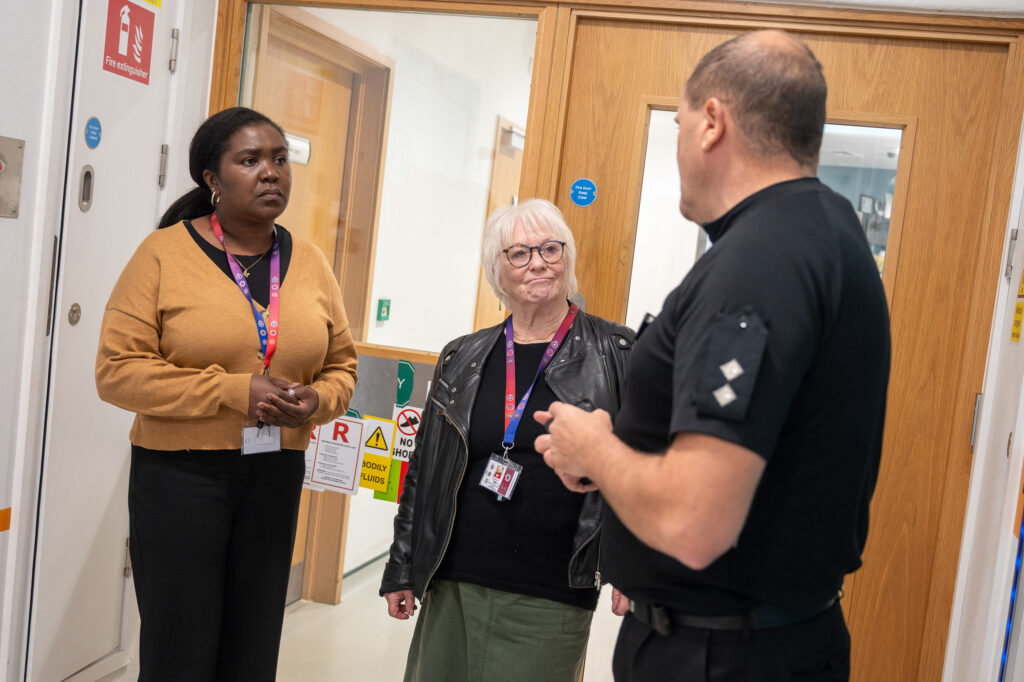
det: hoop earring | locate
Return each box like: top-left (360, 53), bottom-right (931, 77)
top-left (210, 190), bottom-right (220, 207)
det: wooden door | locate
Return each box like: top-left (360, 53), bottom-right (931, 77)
top-left (530, 14), bottom-right (1024, 682)
top-left (246, 5), bottom-right (393, 603)
top-left (473, 115), bottom-right (525, 330)
top-left (251, 17), bottom-right (354, 261)
top-left (248, 5), bottom-right (392, 344)
top-left (249, 5), bottom-right (354, 602)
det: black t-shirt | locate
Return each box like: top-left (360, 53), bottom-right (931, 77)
top-left (603, 178), bottom-right (890, 614)
top-left (185, 219), bottom-right (293, 308)
top-left (436, 337), bottom-right (598, 610)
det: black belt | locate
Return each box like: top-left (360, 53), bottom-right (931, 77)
top-left (628, 595), bottom-right (838, 635)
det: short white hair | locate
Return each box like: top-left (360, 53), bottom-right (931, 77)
top-left (482, 198), bottom-right (579, 306)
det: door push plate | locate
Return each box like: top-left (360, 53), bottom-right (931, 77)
top-left (0, 136), bottom-right (26, 219)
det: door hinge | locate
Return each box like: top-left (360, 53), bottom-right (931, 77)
top-left (123, 537), bottom-right (132, 578)
top-left (1007, 228), bottom-right (1018, 282)
top-left (970, 393), bottom-right (983, 453)
top-left (158, 144), bottom-right (169, 189)
top-left (1008, 431), bottom-right (1014, 459)
top-left (169, 28), bottom-right (180, 73)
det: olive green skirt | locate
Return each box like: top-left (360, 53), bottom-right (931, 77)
top-left (403, 579), bottom-right (594, 682)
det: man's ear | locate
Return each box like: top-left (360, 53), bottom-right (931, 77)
top-left (700, 97), bottom-right (727, 152)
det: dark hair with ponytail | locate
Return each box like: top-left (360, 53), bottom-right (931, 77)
top-left (157, 107), bottom-right (286, 229)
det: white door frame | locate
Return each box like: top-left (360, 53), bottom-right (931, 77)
top-left (944, 110), bottom-right (1024, 681)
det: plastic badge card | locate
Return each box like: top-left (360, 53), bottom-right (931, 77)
top-left (479, 454), bottom-right (523, 501)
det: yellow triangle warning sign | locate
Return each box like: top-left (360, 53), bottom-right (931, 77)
top-left (365, 426), bottom-right (389, 450)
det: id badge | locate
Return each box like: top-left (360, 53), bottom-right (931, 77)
top-left (479, 453), bottom-right (523, 501)
top-left (242, 424), bottom-right (281, 454)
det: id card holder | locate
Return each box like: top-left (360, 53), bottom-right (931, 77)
top-left (242, 423), bottom-right (281, 454)
top-left (479, 452), bottom-right (523, 502)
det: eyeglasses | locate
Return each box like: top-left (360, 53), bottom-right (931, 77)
top-left (503, 240), bottom-right (566, 268)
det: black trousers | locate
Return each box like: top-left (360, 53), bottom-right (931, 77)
top-left (612, 602), bottom-right (850, 682)
top-left (128, 446), bottom-right (305, 681)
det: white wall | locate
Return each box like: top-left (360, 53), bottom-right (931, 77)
top-left (781, 0), bottom-right (1021, 10)
top-left (306, 8), bottom-right (535, 353)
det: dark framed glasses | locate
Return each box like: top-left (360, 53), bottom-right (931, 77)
top-left (502, 240), bottom-right (566, 268)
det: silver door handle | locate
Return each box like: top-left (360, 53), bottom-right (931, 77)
top-left (79, 165), bottom-right (94, 212)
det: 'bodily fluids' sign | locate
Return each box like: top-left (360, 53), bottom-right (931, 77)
top-left (359, 416), bottom-right (396, 492)
top-left (103, 1), bottom-right (155, 85)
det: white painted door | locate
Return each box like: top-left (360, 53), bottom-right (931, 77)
top-left (29, 0), bottom-right (178, 679)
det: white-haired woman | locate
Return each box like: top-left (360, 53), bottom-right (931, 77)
top-left (380, 198), bottom-right (634, 681)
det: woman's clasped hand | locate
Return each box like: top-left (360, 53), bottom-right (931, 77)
top-left (249, 374), bottom-right (320, 428)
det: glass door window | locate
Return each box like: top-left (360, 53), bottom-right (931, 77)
top-left (626, 113), bottom-right (902, 329)
top-left (240, 5), bottom-right (537, 352)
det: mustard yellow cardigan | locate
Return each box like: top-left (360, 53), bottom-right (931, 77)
top-left (95, 221), bottom-right (358, 451)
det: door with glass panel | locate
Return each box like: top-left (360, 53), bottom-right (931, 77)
top-left (235, 3), bottom-right (539, 608)
top-left (538, 16), bottom-right (1023, 682)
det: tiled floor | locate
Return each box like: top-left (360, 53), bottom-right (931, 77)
top-left (102, 556), bottom-right (621, 681)
top-left (276, 556), bottom-right (620, 681)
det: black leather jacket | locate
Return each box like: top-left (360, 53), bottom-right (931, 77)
top-left (380, 311), bottom-right (634, 599)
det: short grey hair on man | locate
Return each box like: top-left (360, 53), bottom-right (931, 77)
top-left (482, 198), bottom-right (579, 307)
top-left (685, 30), bottom-right (826, 169)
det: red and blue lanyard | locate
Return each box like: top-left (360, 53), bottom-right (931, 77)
top-left (501, 303), bottom-right (579, 451)
top-left (210, 212), bottom-right (280, 375)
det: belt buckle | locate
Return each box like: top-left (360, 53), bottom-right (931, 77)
top-left (651, 605), bottom-right (673, 636)
top-left (629, 600), bottom-right (672, 636)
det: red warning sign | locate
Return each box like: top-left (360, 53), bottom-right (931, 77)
top-left (102, 1), bottom-right (155, 85)
top-left (396, 408), bottom-right (422, 436)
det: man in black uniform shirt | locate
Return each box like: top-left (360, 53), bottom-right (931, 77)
top-left (534, 29), bottom-right (890, 680)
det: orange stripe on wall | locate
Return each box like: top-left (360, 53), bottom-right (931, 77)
top-left (0, 507), bottom-right (10, 532)
top-left (1016, 491), bottom-right (1024, 538)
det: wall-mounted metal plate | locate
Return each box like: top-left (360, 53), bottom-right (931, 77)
top-left (0, 136), bottom-right (26, 219)
top-left (284, 133), bottom-right (311, 166)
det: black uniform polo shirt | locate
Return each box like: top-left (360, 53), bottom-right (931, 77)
top-left (603, 177), bottom-right (891, 615)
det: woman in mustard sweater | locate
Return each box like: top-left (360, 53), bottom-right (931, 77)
top-left (95, 107), bottom-right (358, 680)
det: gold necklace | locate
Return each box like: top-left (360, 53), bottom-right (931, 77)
top-left (512, 305), bottom-right (570, 343)
top-left (230, 249), bottom-right (270, 278)
top-left (513, 325), bottom-right (560, 343)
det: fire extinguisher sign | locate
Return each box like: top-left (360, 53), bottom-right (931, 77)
top-left (102, 1), bottom-right (155, 85)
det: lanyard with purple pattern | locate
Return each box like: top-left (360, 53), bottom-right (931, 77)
top-left (210, 212), bottom-right (280, 375)
top-left (501, 303), bottom-right (578, 451)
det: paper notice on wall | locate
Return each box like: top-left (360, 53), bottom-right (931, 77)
top-left (375, 460), bottom-right (411, 503)
top-left (375, 405), bottom-right (422, 502)
top-left (359, 416), bottom-right (396, 492)
top-left (391, 405), bottom-right (422, 463)
top-left (303, 427), bottom-right (324, 491)
top-left (309, 417), bottom-right (364, 494)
